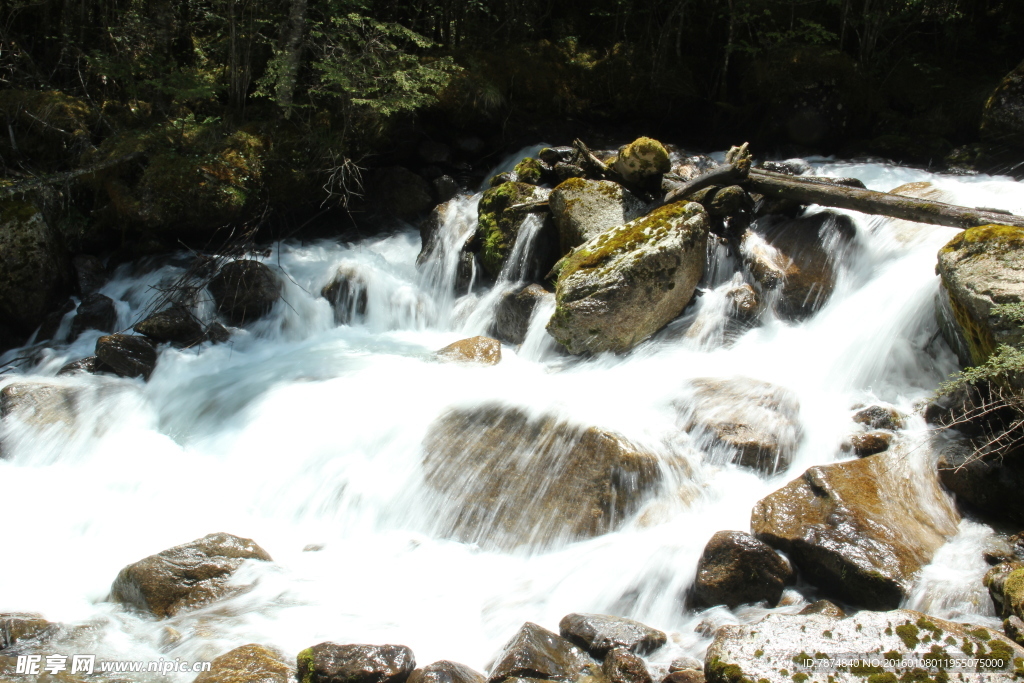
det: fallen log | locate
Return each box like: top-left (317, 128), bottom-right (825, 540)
top-left (1, 152), bottom-right (142, 198)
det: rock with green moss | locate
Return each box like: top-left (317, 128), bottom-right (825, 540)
top-left (512, 157), bottom-right (547, 185)
top-left (548, 178), bottom-right (647, 254)
top-left (297, 643), bottom-right (415, 683)
top-left (421, 404), bottom-right (664, 551)
top-left (985, 562), bottom-right (1024, 620)
top-left (936, 225), bottom-right (1024, 367)
top-left (546, 202), bottom-right (708, 355)
top-left (611, 137), bottom-right (671, 188)
top-left (476, 181), bottom-right (553, 278)
top-left (705, 609), bottom-right (1022, 683)
top-left (981, 60), bottom-right (1024, 147)
top-left (0, 199), bottom-right (72, 338)
top-left (751, 448), bottom-right (960, 610)
top-left (194, 644), bottom-right (291, 683)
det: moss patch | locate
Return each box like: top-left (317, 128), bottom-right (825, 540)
top-left (896, 623), bottom-right (921, 649)
top-left (476, 181), bottom-right (540, 276)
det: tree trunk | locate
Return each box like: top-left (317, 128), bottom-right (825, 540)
top-left (277, 0), bottom-right (307, 119)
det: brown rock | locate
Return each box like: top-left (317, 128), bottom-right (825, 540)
top-left (407, 661), bottom-right (485, 683)
top-left (95, 333), bottom-right (157, 379)
top-left (797, 600), bottom-right (846, 618)
top-left (0, 613), bottom-right (57, 650)
top-left (849, 431), bottom-right (891, 457)
top-left (852, 404), bottom-right (905, 430)
top-left (134, 305), bottom-right (206, 346)
top-left (194, 644), bottom-right (290, 683)
top-left (488, 623), bottom-right (591, 683)
top-left (690, 530), bottom-right (794, 609)
top-left (208, 260), bottom-right (281, 326)
top-left (558, 614), bottom-right (666, 657)
top-left (662, 671), bottom-right (703, 683)
top-left (603, 649), bottom-right (650, 683)
top-left (436, 336), bottom-right (501, 365)
top-left (298, 643), bottom-right (415, 683)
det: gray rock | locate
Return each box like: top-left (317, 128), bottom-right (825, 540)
top-left (690, 530), bottom-right (794, 609)
top-left (487, 623), bottom-right (591, 683)
top-left (558, 613), bottom-right (666, 657)
top-left (548, 179), bottom-right (647, 254)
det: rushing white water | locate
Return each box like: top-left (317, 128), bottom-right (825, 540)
top-left (1, 151), bottom-right (1023, 680)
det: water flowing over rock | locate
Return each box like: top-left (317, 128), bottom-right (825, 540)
top-left (936, 225), bottom-right (1024, 367)
top-left (1, 382), bottom-right (80, 431)
top-left (689, 530), bottom-right (794, 609)
top-left (705, 610), bottom-right (1023, 683)
top-left (322, 265), bottom-right (369, 324)
top-left (70, 292), bottom-right (117, 339)
top-left (408, 661), bottom-right (485, 683)
top-left (848, 431), bottom-right (891, 457)
top-left (558, 614), bottom-right (666, 657)
top-left (133, 305), bottom-right (206, 346)
top-left (208, 259), bottom-right (281, 326)
top-left (938, 440), bottom-right (1024, 525)
top-left (676, 377), bottom-right (802, 475)
top-left (435, 336), bottom-right (502, 365)
top-left (195, 644), bottom-right (291, 683)
top-left (95, 333), bottom-right (157, 379)
top-left (751, 449), bottom-right (960, 609)
top-left (548, 179), bottom-right (647, 254)
top-left (422, 406), bottom-right (663, 550)
top-left (71, 254), bottom-right (106, 296)
top-left (982, 59), bottom-right (1024, 146)
top-left (0, 613), bottom-right (57, 650)
top-left (547, 202), bottom-right (708, 355)
top-left (493, 284), bottom-right (552, 345)
top-left (477, 182), bottom-right (553, 278)
top-left (487, 622), bottom-right (592, 683)
top-left (611, 138), bottom-right (671, 189)
top-left (109, 532), bottom-right (272, 618)
top-left (298, 644), bottom-right (415, 683)
top-left (56, 355), bottom-right (112, 376)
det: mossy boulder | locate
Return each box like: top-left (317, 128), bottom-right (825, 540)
top-left (488, 622), bottom-right (592, 683)
top-left (109, 532), bottom-right (272, 618)
top-left (936, 225), bottom-right (1024, 367)
top-left (982, 60), bottom-right (1024, 147)
top-left (0, 89), bottom-right (93, 165)
top-left (476, 181), bottom-right (553, 277)
top-left (512, 157), bottom-right (546, 185)
top-left (546, 202), bottom-right (708, 355)
top-left (297, 643), bottom-right (415, 683)
top-left (689, 530), bottom-right (794, 609)
top-left (705, 609), bottom-right (1022, 683)
top-left (751, 449), bottom-right (960, 610)
top-left (421, 404), bottom-right (664, 551)
top-left (548, 178), bottom-right (647, 254)
top-left (611, 137), bottom-right (671, 188)
top-left (194, 644), bottom-right (291, 683)
top-left (985, 562), bottom-right (1024, 621)
top-left (0, 199), bottom-right (72, 337)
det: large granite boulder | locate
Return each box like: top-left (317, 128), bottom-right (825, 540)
top-left (297, 643), bottom-right (415, 683)
top-left (677, 377), bottom-right (802, 475)
top-left (689, 530), bottom-right (794, 609)
top-left (705, 610), bottom-right (1022, 683)
top-left (487, 622), bottom-right (591, 683)
top-left (936, 225), bottom-right (1024, 367)
top-left (194, 644), bottom-right (290, 683)
top-left (982, 59), bottom-right (1024, 147)
top-left (558, 613), bottom-right (666, 657)
top-left (476, 182), bottom-right (554, 278)
top-left (548, 179), bottom-right (647, 254)
top-left (422, 405), bottom-right (663, 550)
top-left (938, 440), bottom-right (1024, 525)
top-left (0, 199), bottom-right (72, 337)
top-left (546, 202), bottom-right (708, 355)
top-left (109, 532), bottom-right (272, 618)
top-left (208, 260), bottom-right (281, 326)
top-left (751, 449), bottom-right (960, 609)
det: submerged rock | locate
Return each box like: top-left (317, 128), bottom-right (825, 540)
top-left (705, 610), bottom-right (1022, 683)
top-left (548, 178), bottom-right (647, 254)
top-left (547, 202), bottom-right (708, 355)
top-left (109, 532), bottom-right (272, 618)
top-left (422, 405), bottom-right (663, 550)
top-left (602, 648), bottom-right (650, 683)
top-left (195, 644), bottom-right (290, 683)
top-left (134, 305), bottom-right (206, 346)
top-left (493, 284), bottom-right (552, 345)
top-left (95, 333), bottom-right (157, 379)
top-left (408, 661), bottom-right (485, 683)
top-left (56, 355), bottom-right (113, 376)
top-left (689, 530), bottom-right (794, 609)
top-left (751, 449), bottom-right (960, 609)
top-left (488, 622), bottom-right (591, 683)
top-left (208, 260), bottom-right (281, 326)
top-left (435, 336), bottom-right (502, 365)
top-left (677, 377), bottom-right (802, 475)
top-left (558, 613), bottom-right (666, 657)
top-left (297, 643), bottom-right (415, 683)
top-left (936, 225), bottom-right (1024, 367)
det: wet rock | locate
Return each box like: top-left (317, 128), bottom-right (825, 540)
top-left (539, 147), bottom-right (574, 166)
top-left (751, 449), bottom-right (960, 609)
top-left (1006, 615), bottom-right (1024, 646)
top-left (35, 298), bottom-right (75, 341)
top-left (72, 254), bottom-right (106, 295)
top-left (558, 614), bottom-right (666, 657)
top-left (670, 154), bottom-right (718, 182)
top-left (70, 292), bottom-right (118, 339)
top-left (488, 622), bottom-right (591, 683)
top-left (939, 440), bottom-right (1024, 525)
top-left (662, 672), bottom-right (702, 683)
top-left (612, 138), bottom-right (671, 189)
top-left (493, 284), bottom-right (552, 345)
top-left (322, 265), bottom-right (369, 324)
top-left (852, 404), bottom-right (905, 430)
top-left (422, 405), bottom-right (663, 550)
top-left (985, 561), bottom-right (1024, 620)
top-left (297, 643), bottom-right (415, 683)
top-left (547, 202), bottom-right (708, 355)
top-left (849, 431), bottom-right (891, 457)
top-left (982, 59), bottom-right (1024, 147)
top-left (548, 179), bottom-right (647, 254)
top-left (194, 643), bottom-right (290, 683)
top-left (0, 199), bottom-right (72, 335)
top-left (95, 333), bottom-right (157, 380)
top-left (134, 305), bottom-right (206, 346)
top-left (0, 381), bottom-right (79, 429)
top-left (724, 283), bottom-right (758, 320)
top-left (408, 661), bottom-right (485, 683)
top-left (677, 377), bottom-right (802, 475)
top-left (433, 175), bottom-right (461, 204)
top-left (369, 166), bottom-right (434, 221)
top-left (689, 186), bottom-right (751, 220)
top-left (0, 613), bottom-right (57, 650)
top-left (705, 610), bottom-right (1022, 683)
top-left (798, 600), bottom-right (845, 618)
top-left (436, 336), bottom-right (502, 365)
top-left (936, 225), bottom-right (1024, 368)
top-left (477, 182), bottom-right (555, 278)
top-left (57, 356), bottom-right (112, 376)
top-left (689, 530), bottom-right (794, 609)
top-left (603, 649), bottom-right (650, 683)
top-left (206, 321), bottom-right (231, 343)
top-left (209, 260), bottom-right (281, 326)
top-left (109, 532), bottom-right (272, 618)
